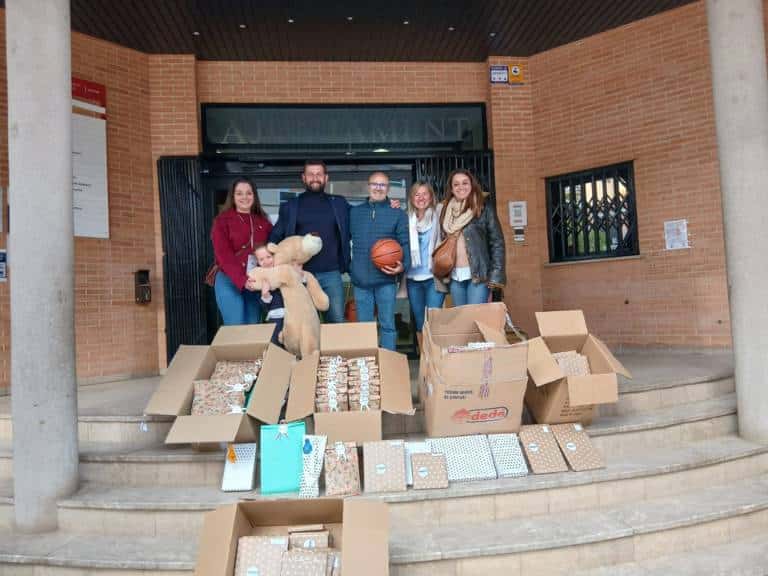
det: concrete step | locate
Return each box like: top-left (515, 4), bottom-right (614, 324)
top-left (0, 414), bottom-right (173, 447)
top-left (1, 471), bottom-right (766, 575)
top-left (597, 376), bottom-right (734, 418)
top-left (572, 533), bottom-right (768, 575)
top-left (2, 435), bottom-right (766, 539)
top-left (0, 393), bottom-right (739, 486)
top-left (389, 473), bottom-right (768, 574)
top-left (587, 391), bottom-right (737, 457)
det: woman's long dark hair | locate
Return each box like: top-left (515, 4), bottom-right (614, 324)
top-left (441, 168), bottom-right (486, 220)
top-left (221, 177), bottom-right (267, 218)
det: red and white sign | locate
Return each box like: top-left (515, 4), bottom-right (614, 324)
top-left (72, 77), bottom-right (109, 239)
top-left (72, 77), bottom-right (107, 116)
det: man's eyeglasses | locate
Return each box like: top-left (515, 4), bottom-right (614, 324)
top-left (368, 182), bottom-right (388, 189)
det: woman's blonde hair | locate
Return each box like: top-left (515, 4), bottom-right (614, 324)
top-left (407, 180), bottom-right (437, 215)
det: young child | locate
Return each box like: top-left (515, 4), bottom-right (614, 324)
top-left (251, 243), bottom-right (285, 346)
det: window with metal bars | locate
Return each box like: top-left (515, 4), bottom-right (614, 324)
top-left (546, 162), bottom-right (639, 263)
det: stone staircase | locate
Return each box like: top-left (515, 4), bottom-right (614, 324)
top-left (0, 351), bottom-right (766, 575)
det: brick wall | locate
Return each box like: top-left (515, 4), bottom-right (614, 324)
top-left (70, 35), bottom-right (158, 381)
top-left (486, 58), bottom-right (543, 336)
top-left (530, 2), bottom-right (731, 347)
top-left (0, 22), bottom-right (159, 393)
top-left (196, 61), bottom-right (487, 104)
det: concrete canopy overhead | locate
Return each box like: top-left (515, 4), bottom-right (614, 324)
top-left (43, 0), bottom-right (700, 61)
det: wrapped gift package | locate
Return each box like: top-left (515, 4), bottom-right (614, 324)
top-left (288, 528), bottom-right (331, 550)
top-left (487, 433), bottom-right (529, 478)
top-left (551, 423), bottom-right (604, 471)
top-left (280, 549), bottom-right (329, 576)
top-left (191, 379), bottom-right (247, 416)
top-left (404, 441), bottom-right (430, 486)
top-left (519, 424), bottom-right (569, 474)
top-left (221, 442), bottom-right (258, 492)
top-left (299, 435), bottom-right (327, 499)
top-left (260, 422), bottom-right (306, 494)
top-left (234, 535), bottom-right (288, 576)
top-left (363, 440), bottom-right (407, 494)
top-left (324, 441), bottom-right (361, 497)
top-left (552, 351), bottom-right (591, 377)
top-left (410, 453), bottom-right (449, 490)
top-left (427, 435), bottom-right (497, 482)
top-left (211, 359), bottom-right (263, 389)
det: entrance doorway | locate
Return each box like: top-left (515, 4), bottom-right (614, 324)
top-left (158, 152), bottom-right (496, 362)
top-left (201, 160), bottom-right (415, 354)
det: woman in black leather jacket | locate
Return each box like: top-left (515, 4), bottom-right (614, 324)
top-left (438, 168), bottom-right (506, 305)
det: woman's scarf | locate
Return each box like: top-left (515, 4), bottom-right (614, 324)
top-left (442, 197), bottom-right (474, 235)
top-left (409, 207), bottom-right (444, 269)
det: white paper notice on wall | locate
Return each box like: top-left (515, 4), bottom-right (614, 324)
top-left (664, 219), bottom-right (689, 250)
top-left (72, 113), bottom-right (109, 239)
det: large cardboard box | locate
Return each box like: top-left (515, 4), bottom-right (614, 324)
top-left (525, 310), bottom-right (632, 424)
top-left (145, 325), bottom-right (294, 444)
top-left (195, 498), bottom-right (388, 576)
top-left (420, 303), bottom-right (529, 437)
top-left (285, 322), bottom-right (413, 444)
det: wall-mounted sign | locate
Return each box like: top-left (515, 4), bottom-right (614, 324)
top-left (0, 250), bottom-right (6, 283)
top-left (509, 64), bottom-right (525, 84)
top-left (490, 65), bottom-right (509, 84)
top-left (664, 219), bottom-right (689, 250)
top-left (72, 78), bottom-right (109, 239)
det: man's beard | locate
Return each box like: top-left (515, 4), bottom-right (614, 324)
top-left (306, 182), bottom-right (325, 194)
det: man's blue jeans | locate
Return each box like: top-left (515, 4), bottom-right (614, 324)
top-left (214, 272), bottom-right (263, 325)
top-left (354, 282), bottom-right (397, 350)
top-left (449, 279), bottom-right (489, 307)
top-left (314, 270), bottom-right (345, 324)
top-left (407, 278), bottom-right (445, 332)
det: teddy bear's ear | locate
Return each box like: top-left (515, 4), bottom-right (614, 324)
top-left (267, 242), bottom-right (279, 254)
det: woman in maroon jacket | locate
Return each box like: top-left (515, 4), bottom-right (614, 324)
top-left (211, 178), bottom-right (273, 325)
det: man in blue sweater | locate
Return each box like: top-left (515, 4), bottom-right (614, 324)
top-left (349, 172), bottom-right (410, 351)
top-left (269, 160), bottom-right (350, 323)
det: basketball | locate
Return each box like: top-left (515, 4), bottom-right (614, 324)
top-left (370, 238), bottom-right (403, 270)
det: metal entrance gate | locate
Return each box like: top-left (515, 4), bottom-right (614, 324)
top-left (157, 157), bottom-right (208, 362)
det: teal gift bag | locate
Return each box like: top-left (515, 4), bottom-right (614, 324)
top-left (260, 421), bottom-right (306, 494)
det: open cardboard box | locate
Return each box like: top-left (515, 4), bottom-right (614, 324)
top-left (195, 498), bottom-right (388, 576)
top-left (285, 322), bottom-right (413, 443)
top-left (144, 325), bottom-right (294, 444)
top-left (525, 310), bottom-right (632, 424)
top-left (420, 303), bottom-right (529, 437)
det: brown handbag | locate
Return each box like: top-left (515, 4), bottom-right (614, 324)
top-left (431, 232), bottom-right (459, 279)
top-left (203, 264), bottom-right (219, 287)
top-left (204, 244), bottom-right (252, 287)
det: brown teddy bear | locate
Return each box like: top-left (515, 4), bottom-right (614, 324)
top-left (266, 233), bottom-right (322, 266)
top-left (247, 235), bottom-right (329, 358)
